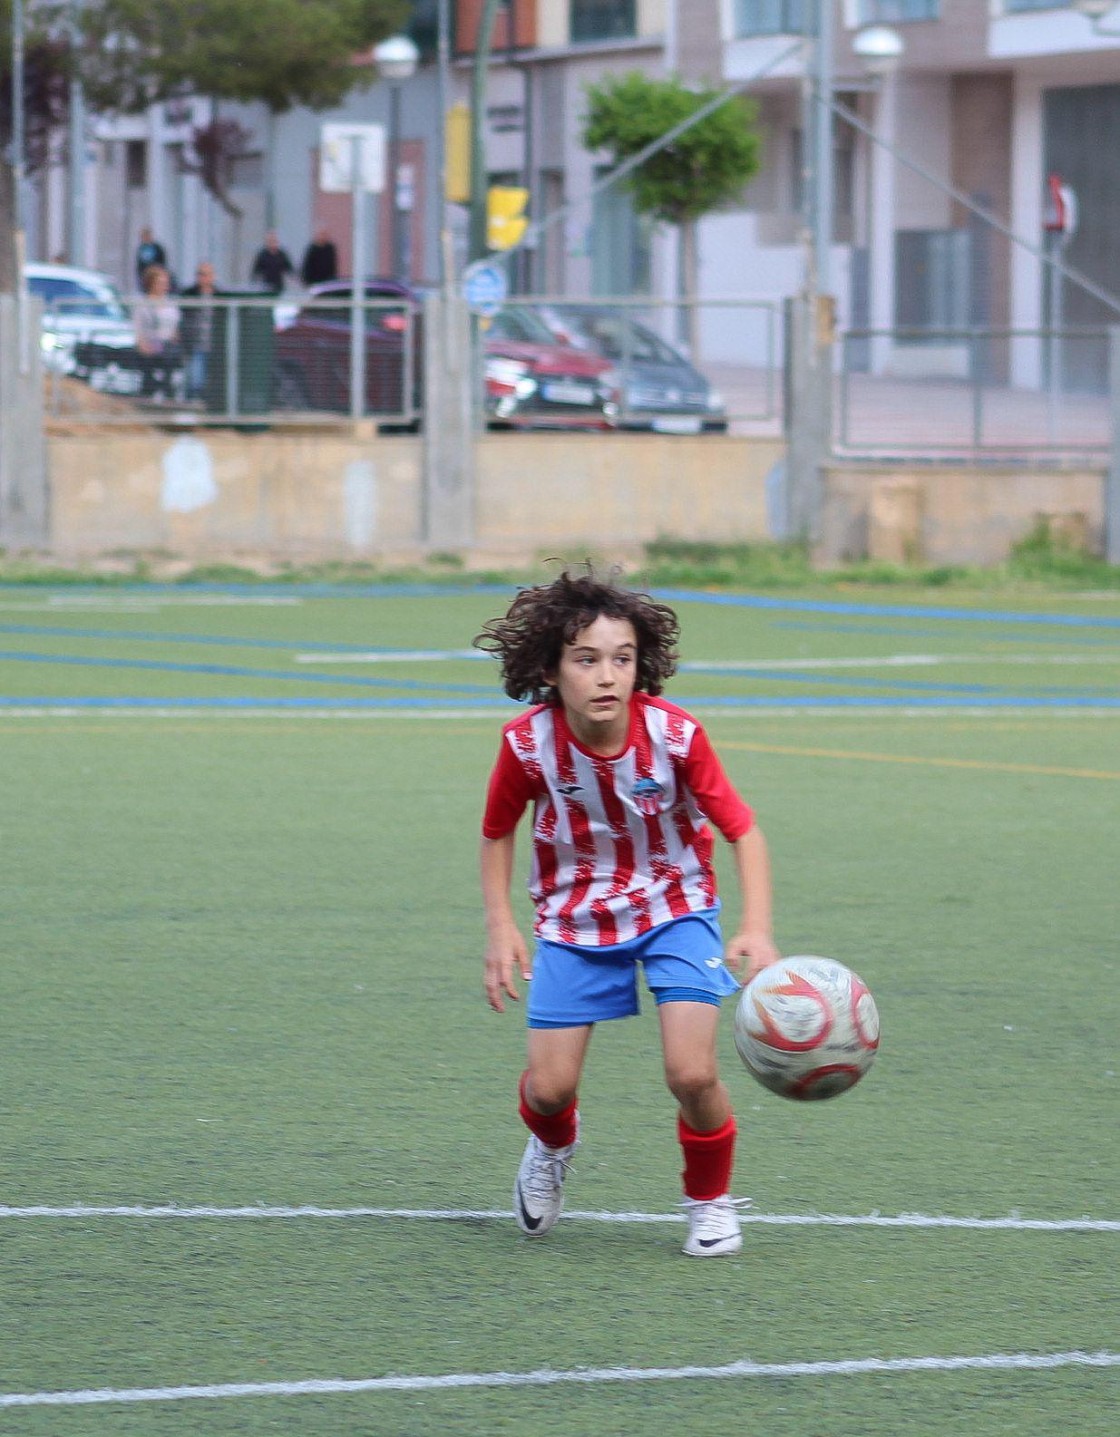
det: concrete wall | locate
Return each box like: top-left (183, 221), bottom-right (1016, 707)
top-left (819, 462), bottom-right (1105, 567)
top-left (43, 428), bottom-right (782, 564)
top-left (41, 426), bottom-right (1108, 569)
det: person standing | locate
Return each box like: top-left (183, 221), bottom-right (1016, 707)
top-left (135, 227), bottom-right (168, 289)
top-left (300, 227), bottom-right (339, 287)
top-left (250, 230), bottom-right (295, 294)
top-left (179, 261), bottom-right (226, 401)
top-left (475, 568), bottom-right (779, 1258)
top-left (133, 264), bottom-right (181, 399)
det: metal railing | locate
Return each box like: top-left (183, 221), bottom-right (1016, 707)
top-left (41, 294), bottom-right (422, 427)
top-left (835, 326), bottom-right (1112, 457)
top-left (40, 290), bottom-right (783, 434)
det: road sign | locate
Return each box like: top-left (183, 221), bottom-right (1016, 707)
top-left (319, 124), bottom-right (386, 194)
top-left (462, 260), bottom-right (508, 318)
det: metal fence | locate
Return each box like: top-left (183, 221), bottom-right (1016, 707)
top-left (41, 293), bottom-right (422, 427)
top-left (39, 290), bottom-right (783, 434)
top-left (835, 326), bottom-right (1112, 458)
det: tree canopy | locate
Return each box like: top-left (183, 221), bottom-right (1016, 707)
top-left (582, 71), bottom-right (762, 229)
top-left (1, 0), bottom-right (410, 119)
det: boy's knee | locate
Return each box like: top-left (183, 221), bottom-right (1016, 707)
top-left (664, 1061), bottom-right (719, 1107)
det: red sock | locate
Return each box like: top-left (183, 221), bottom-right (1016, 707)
top-left (518, 1071), bottom-right (579, 1150)
top-left (678, 1114), bottom-right (737, 1201)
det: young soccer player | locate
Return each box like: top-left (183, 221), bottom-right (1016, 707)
top-left (475, 570), bottom-right (779, 1256)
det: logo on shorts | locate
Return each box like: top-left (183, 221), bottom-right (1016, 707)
top-left (631, 777), bottom-right (665, 816)
top-left (705, 957), bottom-right (723, 969)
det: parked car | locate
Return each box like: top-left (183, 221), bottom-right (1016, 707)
top-left (480, 305), bottom-right (618, 430)
top-left (273, 280), bottom-right (619, 430)
top-left (533, 303), bottom-right (728, 433)
top-left (24, 262), bottom-right (137, 380)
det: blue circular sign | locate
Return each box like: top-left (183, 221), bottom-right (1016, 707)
top-left (462, 261), bottom-right (508, 318)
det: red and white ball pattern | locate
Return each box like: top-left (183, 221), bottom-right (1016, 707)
top-left (734, 956), bottom-right (880, 1101)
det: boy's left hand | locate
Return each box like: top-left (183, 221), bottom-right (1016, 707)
top-left (726, 929), bottom-right (781, 984)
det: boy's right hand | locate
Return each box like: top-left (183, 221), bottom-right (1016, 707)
top-left (484, 927), bottom-right (531, 1013)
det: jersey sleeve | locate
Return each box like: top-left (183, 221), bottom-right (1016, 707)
top-left (683, 723), bottom-right (754, 842)
top-left (481, 733), bottom-right (539, 839)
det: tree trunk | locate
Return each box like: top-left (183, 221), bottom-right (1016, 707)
top-left (0, 160), bottom-right (18, 293)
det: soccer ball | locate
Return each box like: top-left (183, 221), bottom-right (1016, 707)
top-left (734, 956), bottom-right (880, 1101)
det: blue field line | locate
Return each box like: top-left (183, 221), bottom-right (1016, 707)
top-left (681, 665), bottom-right (1120, 697)
top-left (4, 580), bottom-right (1120, 629)
top-left (653, 589), bottom-right (1120, 628)
top-left (2, 693), bottom-right (1119, 711)
top-left (0, 650), bottom-right (495, 695)
top-left (770, 619), bottom-right (1120, 646)
top-left (0, 695), bottom-right (512, 709)
top-left (0, 623), bottom-right (490, 657)
top-left (0, 648), bottom-right (1117, 704)
top-left (0, 581), bottom-right (513, 600)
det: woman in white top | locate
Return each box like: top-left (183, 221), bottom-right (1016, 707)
top-left (134, 265), bottom-right (181, 398)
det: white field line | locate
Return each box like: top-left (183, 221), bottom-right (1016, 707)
top-left (2, 706), bottom-right (1120, 721)
top-left (293, 651), bottom-right (1120, 669)
top-left (2, 1350), bottom-right (1118, 1409)
top-left (295, 649), bottom-right (485, 663)
top-left (0, 1204), bottom-right (1117, 1231)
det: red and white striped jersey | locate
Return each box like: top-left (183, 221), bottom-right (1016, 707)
top-left (482, 692), bottom-right (754, 946)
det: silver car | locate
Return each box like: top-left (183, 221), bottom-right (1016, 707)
top-left (24, 262), bottom-right (137, 379)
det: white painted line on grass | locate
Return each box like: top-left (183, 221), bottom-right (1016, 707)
top-left (681, 654), bottom-right (1120, 671)
top-left (292, 651), bottom-right (1120, 670)
top-left (295, 649), bottom-right (485, 663)
top-left (2, 705), bottom-right (1120, 720)
top-left (0, 1204), bottom-right (1117, 1231)
top-left (2, 1350), bottom-right (1118, 1409)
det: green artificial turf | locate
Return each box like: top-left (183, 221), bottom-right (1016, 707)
top-left (0, 584), bottom-right (1116, 1434)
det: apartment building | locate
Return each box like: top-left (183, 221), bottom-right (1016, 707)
top-left (25, 0), bottom-right (1120, 389)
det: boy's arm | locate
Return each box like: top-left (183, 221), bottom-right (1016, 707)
top-left (480, 831), bottom-right (532, 1013)
top-left (725, 823), bottom-right (780, 982)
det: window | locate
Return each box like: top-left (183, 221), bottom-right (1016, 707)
top-left (125, 140), bottom-right (147, 190)
top-left (571, 0), bottom-right (636, 43)
top-left (858, 0), bottom-right (939, 20)
top-left (734, 0), bottom-right (805, 37)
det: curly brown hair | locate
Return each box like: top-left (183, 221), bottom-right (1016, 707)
top-left (474, 568), bottom-right (680, 703)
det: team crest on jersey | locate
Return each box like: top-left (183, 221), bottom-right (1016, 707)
top-left (631, 776), bottom-right (665, 815)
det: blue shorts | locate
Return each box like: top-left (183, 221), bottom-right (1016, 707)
top-left (527, 906), bottom-right (741, 1029)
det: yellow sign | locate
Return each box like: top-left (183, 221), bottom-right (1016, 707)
top-left (445, 104), bottom-right (470, 203)
top-left (487, 186), bottom-right (529, 251)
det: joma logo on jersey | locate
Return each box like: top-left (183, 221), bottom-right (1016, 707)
top-left (631, 777), bottom-right (665, 815)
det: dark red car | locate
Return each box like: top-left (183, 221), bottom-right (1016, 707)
top-left (272, 280), bottom-right (619, 430)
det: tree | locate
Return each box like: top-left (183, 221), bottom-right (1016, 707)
top-left (582, 71), bottom-right (762, 354)
top-left (1, 0), bottom-right (409, 290)
top-left (0, 3), bottom-right (72, 289)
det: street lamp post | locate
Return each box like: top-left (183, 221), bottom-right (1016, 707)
top-left (373, 34), bottom-right (420, 280)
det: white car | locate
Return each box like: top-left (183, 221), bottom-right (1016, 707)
top-left (24, 262), bottom-right (137, 380)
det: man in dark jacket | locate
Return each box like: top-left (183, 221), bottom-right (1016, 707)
top-left (300, 227), bottom-right (339, 287)
top-left (250, 231), bottom-right (294, 294)
top-left (179, 261), bottom-right (226, 400)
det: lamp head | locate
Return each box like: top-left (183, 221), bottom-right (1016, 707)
top-left (852, 23), bottom-right (905, 77)
top-left (373, 34), bottom-right (420, 83)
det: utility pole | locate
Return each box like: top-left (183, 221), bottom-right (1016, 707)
top-left (468, 0), bottom-right (504, 264)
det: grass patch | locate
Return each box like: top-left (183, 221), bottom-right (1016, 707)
top-left (2, 534), bottom-right (1116, 595)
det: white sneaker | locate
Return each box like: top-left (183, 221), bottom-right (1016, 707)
top-left (681, 1194), bottom-right (749, 1257)
top-left (513, 1122), bottom-right (579, 1237)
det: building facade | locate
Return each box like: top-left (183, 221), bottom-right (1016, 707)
top-left (22, 0), bottom-right (1120, 389)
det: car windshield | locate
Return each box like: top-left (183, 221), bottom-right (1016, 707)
top-left (28, 276), bottom-right (128, 322)
top-left (555, 309), bottom-right (682, 365)
top-left (487, 307), bottom-right (558, 345)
